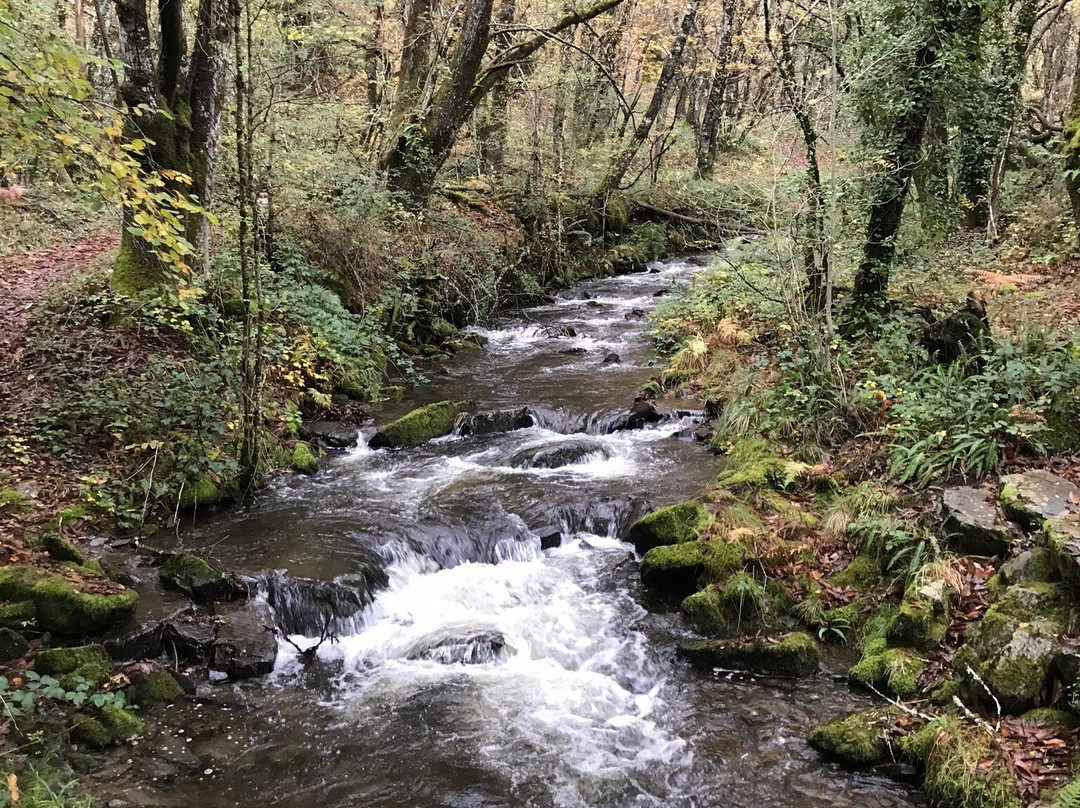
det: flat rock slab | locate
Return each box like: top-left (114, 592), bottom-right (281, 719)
top-left (942, 485), bottom-right (1013, 555)
top-left (300, 420), bottom-right (360, 450)
top-left (1001, 470), bottom-right (1080, 529)
top-left (212, 600), bottom-right (277, 680)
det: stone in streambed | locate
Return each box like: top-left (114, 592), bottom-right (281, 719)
top-left (1000, 469), bottom-right (1080, 529)
top-left (131, 669), bottom-right (184, 708)
top-left (368, 400), bottom-right (474, 449)
top-left (941, 485), bottom-right (1013, 555)
top-left (211, 600), bottom-right (277, 680)
top-left (808, 708), bottom-right (899, 766)
top-left (457, 407), bottom-right (534, 437)
top-left (160, 553), bottom-right (234, 604)
top-left (300, 420), bottom-right (359, 450)
top-left (291, 441), bottom-right (319, 474)
top-left (639, 539), bottom-right (742, 596)
top-left (678, 632), bottom-right (819, 677)
top-left (679, 574), bottom-right (766, 637)
top-left (0, 564), bottom-right (138, 636)
top-left (510, 437), bottom-right (611, 469)
top-left (628, 500), bottom-right (709, 554)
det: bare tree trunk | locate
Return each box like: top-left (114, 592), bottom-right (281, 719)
top-left (594, 0), bottom-right (700, 198)
top-left (695, 0), bottom-right (735, 178)
top-left (476, 0), bottom-right (518, 175)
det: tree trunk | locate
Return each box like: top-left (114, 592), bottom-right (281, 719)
top-left (695, 0), bottom-right (736, 179)
top-left (594, 0), bottom-right (700, 199)
top-left (476, 0), bottom-right (518, 175)
top-left (1065, 36), bottom-right (1080, 245)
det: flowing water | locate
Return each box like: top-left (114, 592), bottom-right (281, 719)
top-left (108, 256), bottom-right (921, 808)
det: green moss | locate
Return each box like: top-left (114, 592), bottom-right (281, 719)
top-left (808, 708), bottom-right (896, 765)
top-left (368, 400), bottom-right (474, 449)
top-left (177, 474), bottom-right (222, 509)
top-left (0, 600), bottom-right (36, 630)
top-left (35, 644), bottom-right (113, 690)
top-left (628, 501), bottom-right (710, 554)
top-left (69, 714), bottom-right (111, 749)
top-left (131, 670), bottom-right (184, 707)
top-left (291, 441), bottom-right (319, 475)
top-left (65, 559), bottom-right (104, 577)
top-left (41, 532), bottom-right (85, 564)
top-left (0, 565), bottom-right (43, 601)
top-left (901, 716), bottom-right (1019, 808)
top-left (679, 632), bottom-right (819, 677)
top-left (1020, 708), bottom-right (1078, 728)
top-left (101, 703), bottom-right (143, 740)
top-left (31, 576), bottom-right (138, 635)
top-left (110, 234), bottom-right (169, 297)
top-left (887, 585), bottom-right (949, 651)
top-left (0, 487), bottom-right (32, 513)
top-left (1043, 518), bottom-right (1080, 592)
top-left (639, 539), bottom-right (742, 594)
top-left (830, 554), bottom-right (881, 590)
top-left (160, 552), bottom-right (229, 602)
top-left (680, 589), bottom-right (735, 636)
top-left (716, 439), bottom-right (810, 492)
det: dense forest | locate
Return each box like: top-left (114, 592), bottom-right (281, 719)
top-left (3, 0), bottom-right (1080, 805)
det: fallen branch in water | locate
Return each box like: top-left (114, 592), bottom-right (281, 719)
top-left (265, 613), bottom-right (338, 665)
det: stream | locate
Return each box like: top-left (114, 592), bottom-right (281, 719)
top-left (97, 255), bottom-right (922, 808)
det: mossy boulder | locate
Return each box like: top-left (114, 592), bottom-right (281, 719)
top-left (160, 553), bottom-right (232, 603)
top-left (0, 628), bottom-right (28, 662)
top-left (900, 716), bottom-right (1019, 808)
top-left (999, 547), bottom-right (1060, 588)
top-left (628, 501), bottom-right (710, 555)
top-left (368, 400), bottom-right (474, 449)
top-left (849, 638), bottom-right (925, 698)
top-left (41, 532), bottom-right (85, 564)
top-left (0, 600), bottom-right (35, 631)
top-left (69, 705), bottom-right (144, 749)
top-left (679, 573), bottom-right (767, 637)
top-left (0, 565), bottom-right (45, 601)
top-left (886, 581), bottom-right (950, 651)
top-left (942, 485), bottom-right (1013, 556)
top-left (639, 539), bottom-right (742, 596)
top-left (956, 582), bottom-right (1071, 714)
top-left (131, 670), bottom-right (184, 708)
top-left (1043, 517), bottom-right (1080, 595)
top-left (1000, 470), bottom-right (1080, 530)
top-left (1020, 708), bottom-right (1078, 728)
top-left (807, 708), bottom-right (898, 766)
top-left (31, 574), bottom-right (138, 635)
top-left (34, 644), bottom-right (113, 690)
top-left (830, 554), bottom-right (881, 590)
top-left (291, 441), bottom-right (319, 475)
top-left (678, 631), bottom-right (819, 678)
top-left (716, 439), bottom-right (809, 492)
top-left (177, 474), bottom-right (224, 510)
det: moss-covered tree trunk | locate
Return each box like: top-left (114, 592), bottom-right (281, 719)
top-left (111, 0), bottom-right (235, 295)
top-left (1065, 45), bottom-right (1080, 245)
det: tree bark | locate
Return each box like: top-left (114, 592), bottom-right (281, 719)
top-left (1065, 34), bottom-right (1080, 245)
top-left (695, 0), bottom-right (736, 179)
top-left (476, 0), bottom-right (518, 175)
top-left (594, 0), bottom-right (700, 199)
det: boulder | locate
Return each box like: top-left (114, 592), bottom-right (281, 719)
top-left (639, 539), bottom-right (742, 596)
top-left (941, 486), bottom-right (1013, 555)
top-left (104, 619), bottom-right (166, 662)
top-left (291, 442), bottom-right (319, 474)
top-left (130, 670), bottom-right (184, 708)
top-left (70, 704), bottom-right (144, 749)
top-left (1042, 517), bottom-right (1080, 594)
top-left (0, 565), bottom-right (139, 636)
top-left (0, 628), bottom-right (28, 662)
top-left (35, 644), bottom-right (113, 690)
top-left (612, 401), bottom-right (666, 431)
top-left (160, 553), bottom-right (234, 604)
top-left (260, 569), bottom-right (387, 636)
top-left (212, 600), bottom-right (277, 680)
top-left (299, 420), bottom-right (359, 450)
top-left (955, 582), bottom-right (1070, 714)
top-left (628, 501), bottom-right (710, 554)
top-left (602, 353), bottom-right (621, 365)
top-left (1000, 470), bottom-right (1080, 530)
top-left (849, 639), bottom-right (925, 699)
top-left (679, 574), bottom-right (766, 637)
top-left (368, 400), bottom-right (474, 449)
top-left (164, 615), bottom-right (216, 662)
top-left (510, 437), bottom-right (612, 469)
top-left (886, 581), bottom-right (950, 651)
top-left (999, 547), bottom-right (1059, 587)
top-left (678, 632), bottom-right (819, 677)
top-left (457, 407), bottom-right (534, 437)
top-left (808, 708), bottom-right (899, 766)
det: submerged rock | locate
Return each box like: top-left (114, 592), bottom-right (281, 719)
top-left (405, 630), bottom-right (507, 665)
top-left (627, 501), bottom-right (709, 554)
top-left (457, 407), bottom-right (534, 437)
top-left (602, 352), bottom-right (621, 365)
top-left (678, 632), bottom-right (819, 677)
top-left (369, 400), bottom-right (474, 449)
top-left (212, 600), bottom-right (277, 680)
top-left (639, 539), bottom-right (742, 596)
top-left (610, 401), bottom-right (666, 432)
top-left (1000, 469), bottom-right (1080, 529)
top-left (260, 569), bottom-right (388, 636)
top-left (300, 421), bottom-right (360, 449)
top-left (941, 485), bottom-right (1013, 555)
top-left (510, 436), bottom-right (612, 469)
